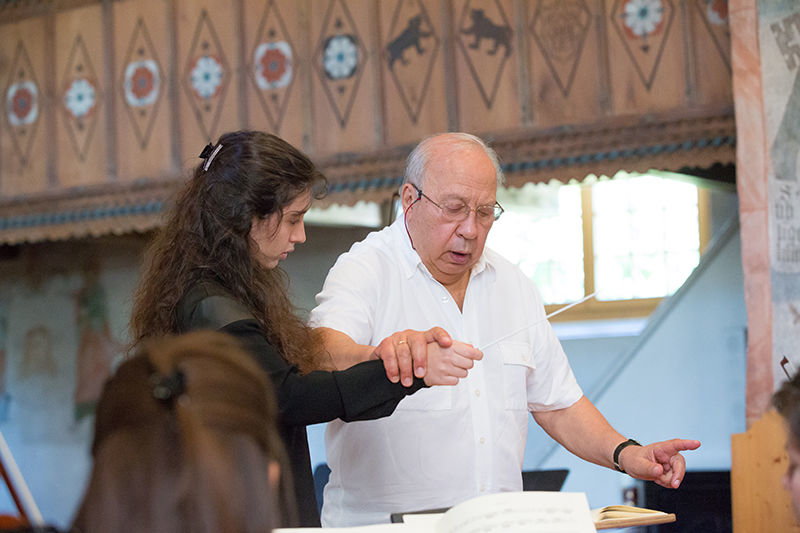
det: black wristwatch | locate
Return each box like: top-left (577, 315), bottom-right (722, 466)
top-left (613, 438), bottom-right (641, 473)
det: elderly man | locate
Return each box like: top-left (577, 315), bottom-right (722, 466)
top-left (310, 132), bottom-right (700, 527)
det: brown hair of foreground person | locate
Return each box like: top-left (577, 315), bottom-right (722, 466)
top-left (71, 330), bottom-right (295, 533)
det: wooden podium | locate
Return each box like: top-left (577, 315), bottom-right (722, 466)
top-left (731, 410), bottom-right (800, 532)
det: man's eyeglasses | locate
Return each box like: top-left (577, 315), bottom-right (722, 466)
top-left (411, 184), bottom-right (504, 224)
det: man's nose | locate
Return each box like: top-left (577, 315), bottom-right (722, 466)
top-left (456, 211), bottom-right (479, 239)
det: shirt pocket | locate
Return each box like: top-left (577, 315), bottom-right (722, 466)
top-left (395, 385), bottom-right (453, 411)
top-left (501, 341), bottom-right (535, 410)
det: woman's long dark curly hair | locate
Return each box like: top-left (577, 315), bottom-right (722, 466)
top-left (129, 131), bottom-right (327, 373)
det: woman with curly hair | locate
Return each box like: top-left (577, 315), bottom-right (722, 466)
top-left (128, 131), bottom-right (479, 526)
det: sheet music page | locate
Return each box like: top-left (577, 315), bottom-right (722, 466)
top-left (430, 492), bottom-right (596, 533)
top-left (400, 513), bottom-right (442, 530)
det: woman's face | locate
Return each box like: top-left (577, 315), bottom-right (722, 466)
top-left (250, 190), bottom-right (312, 269)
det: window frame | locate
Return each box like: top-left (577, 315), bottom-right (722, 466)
top-left (544, 182), bottom-right (712, 322)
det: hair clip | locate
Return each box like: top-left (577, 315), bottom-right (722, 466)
top-left (199, 142), bottom-right (223, 172)
top-left (151, 370), bottom-right (186, 403)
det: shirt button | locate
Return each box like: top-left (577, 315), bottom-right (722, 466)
top-left (441, 296), bottom-right (448, 302)
top-left (479, 437), bottom-right (485, 444)
top-left (480, 485), bottom-right (486, 492)
top-left (474, 389), bottom-right (481, 397)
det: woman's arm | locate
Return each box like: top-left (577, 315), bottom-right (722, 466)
top-left (223, 319), bottom-right (426, 426)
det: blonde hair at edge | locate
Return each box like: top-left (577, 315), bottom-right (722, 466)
top-left (72, 331), bottom-right (294, 533)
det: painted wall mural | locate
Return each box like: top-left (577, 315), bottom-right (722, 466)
top-left (611, 0), bottom-right (675, 89)
top-left (20, 325), bottom-right (56, 381)
top-left (73, 266), bottom-right (122, 421)
top-left (760, 2), bottom-right (800, 388)
top-left (16, 323), bottom-right (64, 441)
top-left (315, 0), bottom-right (365, 128)
top-left (456, 0), bottom-right (513, 108)
top-left (250, 0), bottom-right (296, 132)
top-left (183, 9), bottom-right (230, 141)
top-left (121, 18), bottom-right (164, 149)
top-left (60, 35), bottom-right (102, 161)
top-left (385, 0), bottom-right (439, 123)
top-left (695, 0), bottom-right (731, 69)
top-left (530, 0), bottom-right (591, 98)
top-left (4, 41), bottom-right (40, 167)
top-left (0, 0), bottom-right (735, 201)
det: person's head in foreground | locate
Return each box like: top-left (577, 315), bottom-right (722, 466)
top-left (773, 368), bottom-right (800, 521)
top-left (400, 132), bottom-right (505, 288)
top-left (129, 130), bottom-right (327, 372)
top-left (72, 331), bottom-right (293, 533)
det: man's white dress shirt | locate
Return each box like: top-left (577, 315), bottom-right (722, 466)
top-left (309, 218), bottom-right (582, 527)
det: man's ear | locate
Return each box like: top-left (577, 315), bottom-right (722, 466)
top-left (400, 183), bottom-right (417, 212)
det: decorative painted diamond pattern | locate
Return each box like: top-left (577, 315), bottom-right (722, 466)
top-left (120, 18), bottom-right (164, 149)
top-left (61, 34), bottom-right (102, 161)
top-left (384, 0), bottom-right (440, 124)
top-left (456, 0), bottom-right (513, 109)
top-left (530, 0), bottom-right (591, 98)
top-left (611, 0), bottom-right (675, 90)
top-left (250, 0), bottom-right (297, 132)
top-left (694, 0), bottom-right (730, 70)
top-left (183, 9), bottom-right (230, 141)
top-left (4, 41), bottom-right (41, 167)
top-left (315, 0), bottom-right (366, 128)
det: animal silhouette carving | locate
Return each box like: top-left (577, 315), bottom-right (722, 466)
top-left (461, 8), bottom-right (512, 57)
top-left (387, 14), bottom-right (432, 69)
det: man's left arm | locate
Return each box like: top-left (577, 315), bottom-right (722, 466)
top-left (532, 396), bottom-right (701, 489)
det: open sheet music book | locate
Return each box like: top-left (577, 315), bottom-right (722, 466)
top-left (398, 492), bottom-right (596, 532)
top-left (277, 491), bottom-right (620, 532)
top-left (274, 491), bottom-right (676, 532)
top-left (591, 504), bottom-right (676, 530)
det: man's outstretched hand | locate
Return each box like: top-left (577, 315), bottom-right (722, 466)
top-left (618, 438), bottom-right (702, 488)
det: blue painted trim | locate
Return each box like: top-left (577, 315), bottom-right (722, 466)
top-left (0, 200), bottom-right (164, 231)
top-left (498, 135), bottom-right (736, 174)
top-left (326, 175), bottom-right (404, 194)
top-left (327, 135), bottom-right (735, 193)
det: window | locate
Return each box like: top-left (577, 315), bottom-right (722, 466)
top-left (487, 171), bottom-right (709, 321)
top-left (304, 201), bottom-right (383, 228)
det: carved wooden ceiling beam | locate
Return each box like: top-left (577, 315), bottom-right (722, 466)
top-left (0, 106), bottom-right (736, 245)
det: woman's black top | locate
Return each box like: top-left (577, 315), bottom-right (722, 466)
top-left (176, 281), bottom-right (425, 527)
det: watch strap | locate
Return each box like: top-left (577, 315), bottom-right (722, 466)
top-left (613, 438), bottom-right (641, 473)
